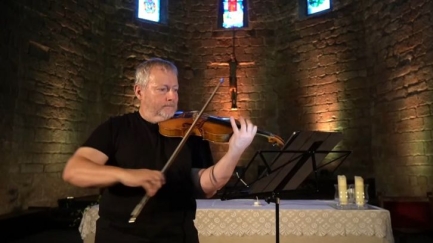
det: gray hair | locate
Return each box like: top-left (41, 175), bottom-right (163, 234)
top-left (134, 58), bottom-right (178, 86)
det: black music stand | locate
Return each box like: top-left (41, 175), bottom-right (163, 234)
top-left (220, 131), bottom-right (351, 243)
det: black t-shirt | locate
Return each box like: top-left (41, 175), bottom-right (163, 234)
top-left (82, 112), bottom-right (213, 226)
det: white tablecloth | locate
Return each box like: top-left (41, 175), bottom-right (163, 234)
top-left (79, 199), bottom-right (394, 243)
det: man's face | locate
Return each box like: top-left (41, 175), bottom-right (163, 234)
top-left (135, 67), bottom-right (178, 123)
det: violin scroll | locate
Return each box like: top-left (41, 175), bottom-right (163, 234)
top-left (267, 135), bottom-right (285, 148)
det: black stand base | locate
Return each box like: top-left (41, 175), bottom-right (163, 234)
top-left (265, 193), bottom-right (280, 243)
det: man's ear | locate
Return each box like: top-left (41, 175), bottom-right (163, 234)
top-left (134, 85), bottom-right (142, 100)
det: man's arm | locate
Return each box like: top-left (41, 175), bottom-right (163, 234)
top-left (197, 116), bottom-right (257, 198)
top-left (62, 147), bottom-right (165, 196)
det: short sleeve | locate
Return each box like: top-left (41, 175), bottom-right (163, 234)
top-left (82, 119), bottom-right (114, 158)
top-left (188, 136), bottom-right (215, 198)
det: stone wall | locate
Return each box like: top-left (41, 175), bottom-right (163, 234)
top-left (0, 0), bottom-right (190, 214)
top-left (1, 0), bottom-right (432, 214)
top-left (0, 0), bottom-right (106, 214)
top-left (271, 0), bottom-right (373, 178)
top-left (363, 0), bottom-right (433, 196)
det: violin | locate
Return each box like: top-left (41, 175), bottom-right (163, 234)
top-left (159, 111), bottom-right (285, 148)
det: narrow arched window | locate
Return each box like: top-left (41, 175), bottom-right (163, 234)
top-left (218, 0), bottom-right (249, 29)
top-left (137, 0), bottom-right (168, 24)
top-left (299, 0), bottom-right (332, 18)
top-left (307, 0), bottom-right (331, 15)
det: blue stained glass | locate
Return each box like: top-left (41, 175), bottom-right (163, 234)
top-left (222, 0), bottom-right (245, 29)
top-left (307, 0), bottom-right (331, 15)
top-left (138, 0), bottom-right (160, 22)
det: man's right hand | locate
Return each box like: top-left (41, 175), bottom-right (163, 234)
top-left (120, 169), bottom-right (165, 197)
top-left (63, 147), bottom-right (165, 196)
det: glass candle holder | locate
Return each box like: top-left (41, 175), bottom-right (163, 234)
top-left (364, 184), bottom-right (369, 204)
top-left (348, 184), bottom-right (355, 205)
top-left (355, 184), bottom-right (369, 208)
top-left (334, 184), bottom-right (339, 205)
top-left (334, 184), bottom-right (348, 206)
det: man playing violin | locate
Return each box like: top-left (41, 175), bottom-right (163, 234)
top-left (62, 57), bottom-right (257, 243)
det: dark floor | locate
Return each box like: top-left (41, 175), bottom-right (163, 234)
top-left (392, 233), bottom-right (433, 243)
top-left (6, 229), bottom-right (433, 243)
top-left (8, 229), bottom-right (82, 243)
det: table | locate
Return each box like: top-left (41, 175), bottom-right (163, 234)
top-left (79, 199), bottom-right (394, 243)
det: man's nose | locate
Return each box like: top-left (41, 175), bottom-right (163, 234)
top-left (166, 89), bottom-right (177, 100)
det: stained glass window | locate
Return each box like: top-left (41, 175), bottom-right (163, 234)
top-left (306, 0), bottom-right (331, 15)
top-left (219, 0), bottom-right (248, 29)
top-left (138, 0), bottom-right (161, 22)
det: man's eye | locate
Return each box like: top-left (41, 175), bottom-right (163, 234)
top-left (158, 87), bottom-right (167, 92)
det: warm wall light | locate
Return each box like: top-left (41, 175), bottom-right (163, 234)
top-left (229, 54), bottom-right (238, 110)
top-left (207, 29), bottom-right (255, 111)
top-left (230, 87), bottom-right (238, 110)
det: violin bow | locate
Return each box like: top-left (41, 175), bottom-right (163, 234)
top-left (129, 78), bottom-right (224, 223)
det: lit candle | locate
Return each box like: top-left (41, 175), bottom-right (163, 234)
top-left (354, 176), bottom-right (365, 206)
top-left (337, 175), bottom-right (348, 205)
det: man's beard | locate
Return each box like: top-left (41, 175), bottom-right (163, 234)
top-left (157, 105), bottom-right (177, 120)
